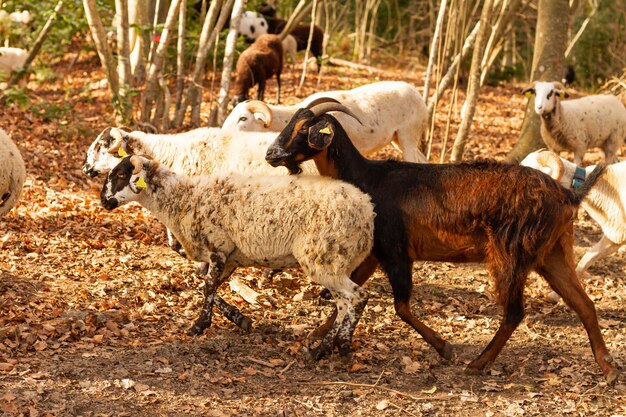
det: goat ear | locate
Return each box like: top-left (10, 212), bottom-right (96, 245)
top-left (556, 90), bottom-right (570, 99)
top-left (307, 121), bottom-right (334, 150)
top-left (521, 87), bottom-right (535, 97)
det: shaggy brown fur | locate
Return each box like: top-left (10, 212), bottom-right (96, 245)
top-left (233, 34), bottom-right (283, 105)
top-left (266, 105), bottom-right (620, 384)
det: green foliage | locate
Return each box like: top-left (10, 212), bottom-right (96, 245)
top-left (0, 0), bottom-right (89, 56)
top-left (1, 86), bottom-right (29, 108)
top-left (568, 0), bottom-right (626, 89)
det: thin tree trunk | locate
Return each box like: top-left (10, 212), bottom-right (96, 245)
top-left (423, 0), bottom-right (447, 104)
top-left (115, 0), bottom-right (133, 124)
top-left (215, 0), bottom-right (246, 125)
top-left (507, 0), bottom-right (569, 162)
top-left (450, 0), bottom-right (493, 162)
top-left (279, 0), bottom-right (313, 40)
top-left (173, 0), bottom-right (226, 127)
top-left (1, 0), bottom-right (64, 103)
top-left (82, 0), bottom-right (121, 111)
top-left (191, 0), bottom-right (234, 125)
top-left (427, 20), bottom-right (480, 117)
top-left (129, 0), bottom-right (149, 83)
top-left (297, 0), bottom-right (318, 94)
top-left (140, 0), bottom-right (182, 124)
top-left (479, 0), bottom-right (524, 86)
top-left (174, 0), bottom-right (187, 113)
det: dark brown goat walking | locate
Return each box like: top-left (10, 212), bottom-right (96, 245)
top-left (232, 34), bottom-right (283, 105)
top-left (265, 99), bottom-right (619, 384)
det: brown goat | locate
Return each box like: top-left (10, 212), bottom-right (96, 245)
top-left (233, 34), bottom-right (283, 105)
top-left (265, 100), bottom-right (619, 384)
top-left (256, 3), bottom-right (324, 72)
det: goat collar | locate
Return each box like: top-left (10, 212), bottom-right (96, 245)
top-left (571, 166), bottom-right (586, 189)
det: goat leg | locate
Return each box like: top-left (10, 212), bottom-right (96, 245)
top-left (189, 258), bottom-right (235, 335)
top-left (537, 243), bottom-right (619, 385)
top-left (214, 297), bottom-right (252, 333)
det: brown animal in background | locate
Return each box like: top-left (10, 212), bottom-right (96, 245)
top-left (233, 34), bottom-right (283, 105)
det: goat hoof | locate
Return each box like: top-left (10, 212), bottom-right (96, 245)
top-left (546, 291), bottom-right (561, 304)
top-left (440, 342), bottom-right (454, 361)
top-left (239, 317), bottom-right (253, 333)
top-left (605, 368), bottom-right (619, 386)
top-left (188, 320), bottom-right (210, 336)
top-left (464, 366), bottom-right (484, 376)
top-left (310, 344), bottom-right (332, 361)
top-left (318, 288), bottom-right (332, 300)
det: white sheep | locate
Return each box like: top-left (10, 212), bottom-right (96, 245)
top-left (222, 81), bottom-right (429, 163)
top-left (0, 128), bottom-right (26, 216)
top-left (521, 149), bottom-right (626, 279)
top-left (82, 126), bottom-right (317, 179)
top-left (101, 155), bottom-right (375, 359)
top-left (83, 126), bottom-right (317, 330)
top-left (522, 81), bottom-right (626, 165)
top-left (0, 47), bottom-right (27, 81)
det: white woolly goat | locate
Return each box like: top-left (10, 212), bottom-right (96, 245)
top-left (522, 81), bottom-right (626, 165)
top-left (0, 128), bottom-right (26, 216)
top-left (0, 47), bottom-right (27, 81)
top-left (521, 149), bottom-right (625, 278)
top-left (83, 126), bottom-right (317, 330)
top-left (82, 126), bottom-right (317, 178)
top-left (101, 155), bottom-right (375, 358)
top-left (222, 81), bottom-right (429, 163)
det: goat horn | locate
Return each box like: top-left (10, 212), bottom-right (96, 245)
top-left (309, 102), bottom-right (363, 125)
top-left (535, 150), bottom-right (564, 182)
top-left (246, 100), bottom-right (273, 128)
top-left (129, 155), bottom-right (144, 175)
top-left (305, 97), bottom-right (342, 109)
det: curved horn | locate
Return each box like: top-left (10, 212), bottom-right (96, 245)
top-left (535, 150), bottom-right (564, 181)
top-left (129, 155), bottom-right (144, 175)
top-left (309, 102), bottom-right (363, 125)
top-left (246, 100), bottom-right (273, 128)
top-left (305, 96), bottom-right (341, 109)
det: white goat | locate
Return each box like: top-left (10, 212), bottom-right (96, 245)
top-left (101, 155), bottom-right (375, 359)
top-left (222, 81), bottom-right (429, 163)
top-left (0, 128), bottom-right (26, 216)
top-left (83, 126), bottom-right (317, 330)
top-left (522, 150), bottom-right (625, 276)
top-left (522, 81), bottom-right (626, 165)
top-left (82, 126), bottom-right (317, 178)
top-left (0, 47), bottom-right (27, 81)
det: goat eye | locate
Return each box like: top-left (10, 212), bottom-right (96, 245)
top-left (239, 116), bottom-right (247, 122)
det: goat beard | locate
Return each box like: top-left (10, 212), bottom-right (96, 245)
top-left (285, 160), bottom-right (303, 175)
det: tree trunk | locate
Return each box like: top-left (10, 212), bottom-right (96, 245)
top-left (423, 0), bottom-right (447, 103)
top-left (215, 0), bottom-right (246, 125)
top-left (450, 0), bottom-right (493, 162)
top-left (173, 0), bottom-right (227, 127)
top-left (82, 0), bottom-right (120, 99)
top-left (128, 0), bottom-right (149, 83)
top-left (296, 0), bottom-right (318, 94)
top-left (140, 0), bottom-right (182, 124)
top-left (115, 0), bottom-right (133, 124)
top-left (507, 0), bottom-right (569, 162)
top-left (191, 0), bottom-right (234, 125)
top-left (174, 0), bottom-right (187, 113)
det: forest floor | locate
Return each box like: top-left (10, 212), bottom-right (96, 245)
top-left (1, 50), bottom-right (625, 417)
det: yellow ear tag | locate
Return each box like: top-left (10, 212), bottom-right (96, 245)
top-left (135, 177), bottom-right (147, 190)
top-left (524, 91), bottom-right (533, 98)
top-left (319, 127), bottom-right (331, 134)
top-left (118, 147), bottom-right (128, 157)
top-left (559, 92), bottom-right (566, 99)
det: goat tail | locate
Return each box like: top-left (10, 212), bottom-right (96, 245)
top-left (570, 164), bottom-right (606, 205)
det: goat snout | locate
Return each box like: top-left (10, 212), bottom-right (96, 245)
top-left (82, 164), bottom-right (98, 177)
top-left (265, 145), bottom-right (288, 166)
top-left (101, 196), bottom-right (119, 210)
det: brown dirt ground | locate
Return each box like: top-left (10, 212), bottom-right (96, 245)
top-left (1, 50), bottom-right (625, 417)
